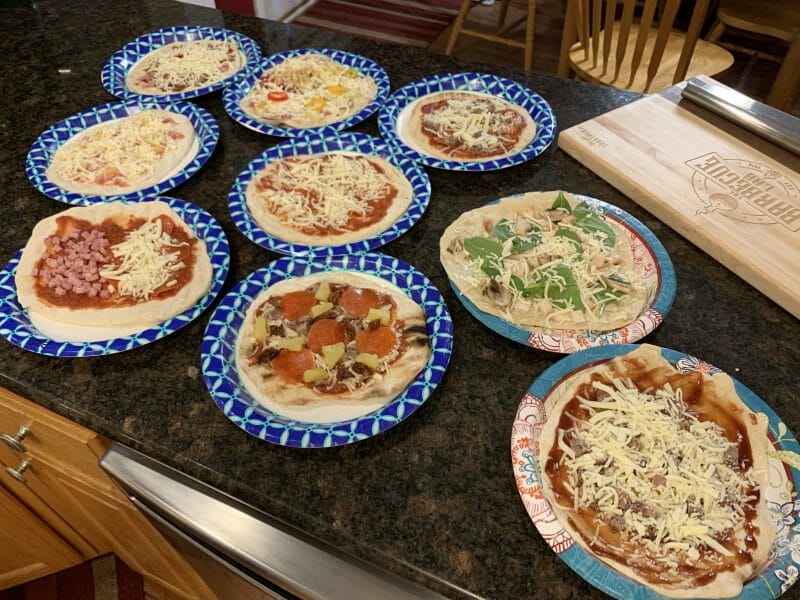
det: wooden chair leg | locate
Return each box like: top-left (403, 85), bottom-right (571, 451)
top-left (558, 0), bottom-right (578, 76)
top-left (524, 0), bottom-right (537, 70)
top-left (446, 0), bottom-right (473, 55)
top-left (706, 20), bottom-right (726, 43)
top-left (766, 32), bottom-right (800, 111)
top-left (497, 0), bottom-right (511, 29)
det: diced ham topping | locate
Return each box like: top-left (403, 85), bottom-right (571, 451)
top-left (35, 229), bottom-right (112, 298)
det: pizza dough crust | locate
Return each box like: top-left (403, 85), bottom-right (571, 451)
top-left (237, 271), bottom-right (430, 407)
top-left (537, 344), bottom-right (774, 598)
top-left (244, 153), bottom-right (415, 247)
top-left (16, 200), bottom-right (213, 329)
top-left (406, 91), bottom-right (537, 162)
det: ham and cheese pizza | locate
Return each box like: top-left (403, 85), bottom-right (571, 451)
top-left (407, 91), bottom-right (536, 162)
top-left (538, 344), bottom-right (774, 598)
top-left (245, 152), bottom-right (414, 247)
top-left (240, 53), bottom-right (378, 129)
top-left (46, 109), bottom-right (195, 196)
top-left (237, 272), bottom-right (430, 407)
top-left (126, 39), bottom-right (245, 95)
top-left (16, 201), bottom-right (212, 342)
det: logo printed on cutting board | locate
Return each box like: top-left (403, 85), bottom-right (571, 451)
top-left (685, 152), bottom-right (800, 231)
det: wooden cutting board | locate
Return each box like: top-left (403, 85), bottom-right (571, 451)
top-left (558, 75), bottom-right (800, 319)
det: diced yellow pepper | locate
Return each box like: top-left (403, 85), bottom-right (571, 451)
top-left (306, 97), bottom-right (326, 112)
top-left (326, 84), bottom-right (347, 95)
top-left (365, 307), bottom-right (390, 325)
top-left (310, 302), bottom-right (333, 318)
top-left (253, 316), bottom-right (267, 340)
top-left (322, 342), bottom-right (345, 368)
top-left (315, 281), bottom-right (330, 301)
top-left (354, 353), bottom-right (379, 369)
top-left (303, 368), bottom-right (328, 383)
top-left (277, 335), bottom-right (306, 351)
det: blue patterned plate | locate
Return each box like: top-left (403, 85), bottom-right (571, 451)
top-left (26, 100), bottom-right (219, 206)
top-left (101, 26), bottom-right (263, 101)
top-left (0, 197), bottom-right (229, 357)
top-left (222, 48), bottom-right (390, 137)
top-left (449, 193), bottom-right (676, 353)
top-left (200, 253), bottom-right (453, 448)
top-left (229, 131), bottom-right (431, 256)
top-left (512, 344), bottom-right (800, 599)
top-left (378, 72), bottom-right (556, 171)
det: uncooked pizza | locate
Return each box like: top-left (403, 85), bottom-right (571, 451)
top-left (126, 39), bottom-right (245, 95)
top-left (237, 272), bottom-right (430, 406)
top-left (407, 90), bottom-right (536, 161)
top-left (537, 344), bottom-right (774, 598)
top-left (16, 200), bottom-right (212, 341)
top-left (240, 53), bottom-right (378, 128)
top-left (46, 109), bottom-right (195, 195)
top-left (245, 152), bottom-right (414, 247)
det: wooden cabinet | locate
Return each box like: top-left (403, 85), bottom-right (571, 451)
top-left (0, 388), bottom-right (218, 600)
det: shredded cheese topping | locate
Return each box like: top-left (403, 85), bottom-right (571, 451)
top-left (558, 378), bottom-right (758, 572)
top-left (98, 218), bottom-right (187, 299)
top-left (242, 54), bottom-right (376, 127)
top-left (253, 154), bottom-right (394, 233)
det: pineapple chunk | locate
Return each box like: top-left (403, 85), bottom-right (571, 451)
top-left (322, 342), bottom-right (345, 368)
top-left (253, 316), bottom-right (267, 340)
top-left (365, 307), bottom-right (390, 325)
top-left (303, 368), bottom-right (328, 383)
top-left (277, 335), bottom-right (306, 351)
top-left (354, 353), bottom-right (379, 369)
top-left (315, 281), bottom-right (330, 301)
top-left (310, 301), bottom-right (333, 318)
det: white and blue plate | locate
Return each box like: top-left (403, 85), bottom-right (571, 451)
top-left (200, 252), bottom-right (453, 448)
top-left (512, 344), bottom-right (800, 599)
top-left (26, 100), bottom-right (219, 206)
top-left (101, 26), bottom-right (263, 101)
top-left (222, 48), bottom-right (390, 137)
top-left (229, 131), bottom-right (431, 256)
top-left (0, 197), bottom-right (229, 357)
top-left (378, 72), bottom-right (556, 171)
top-left (449, 193), bottom-right (676, 353)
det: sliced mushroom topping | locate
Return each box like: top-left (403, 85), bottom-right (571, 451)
top-left (484, 279), bottom-right (511, 306)
top-left (515, 218), bottom-right (532, 234)
top-left (543, 208), bottom-right (569, 222)
top-left (602, 275), bottom-right (635, 292)
top-left (447, 237), bottom-right (463, 254)
top-left (725, 445), bottom-right (740, 468)
top-left (631, 501), bottom-right (659, 518)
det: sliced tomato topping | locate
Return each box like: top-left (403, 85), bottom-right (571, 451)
top-left (268, 91), bottom-right (289, 102)
top-left (272, 349), bottom-right (314, 383)
top-left (280, 290), bottom-right (316, 320)
top-left (339, 287), bottom-right (381, 319)
top-left (355, 326), bottom-right (396, 358)
top-left (307, 319), bottom-right (346, 354)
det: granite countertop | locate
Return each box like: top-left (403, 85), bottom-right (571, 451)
top-left (1, 1), bottom-right (799, 598)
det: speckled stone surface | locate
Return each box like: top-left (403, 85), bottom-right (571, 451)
top-left (0, 1), bottom-right (798, 598)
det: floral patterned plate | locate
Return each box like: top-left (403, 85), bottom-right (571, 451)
top-left (511, 344), bottom-right (800, 599)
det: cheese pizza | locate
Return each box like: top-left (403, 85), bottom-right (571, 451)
top-left (245, 152), bottom-right (414, 247)
top-left (16, 201), bottom-right (212, 341)
top-left (46, 109), bottom-right (196, 196)
top-left (126, 39), bottom-right (245, 95)
top-left (538, 345), bottom-right (774, 597)
top-left (237, 272), bottom-right (430, 407)
top-left (407, 91), bottom-right (536, 162)
top-left (240, 53), bottom-right (378, 129)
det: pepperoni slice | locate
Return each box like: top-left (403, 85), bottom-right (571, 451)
top-left (355, 326), bottom-right (396, 358)
top-left (272, 349), bottom-right (314, 383)
top-left (280, 290), bottom-right (316, 320)
top-left (339, 287), bottom-right (381, 319)
top-left (307, 319), bottom-right (346, 353)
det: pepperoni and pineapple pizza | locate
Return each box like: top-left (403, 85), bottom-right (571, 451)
top-left (236, 272), bottom-right (430, 406)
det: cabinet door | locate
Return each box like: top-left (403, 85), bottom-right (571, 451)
top-left (0, 483), bottom-right (81, 590)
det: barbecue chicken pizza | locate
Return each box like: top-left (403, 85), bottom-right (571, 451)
top-left (16, 201), bottom-right (212, 341)
top-left (240, 53), bottom-right (378, 128)
top-left (245, 152), bottom-right (414, 247)
top-left (407, 90), bottom-right (536, 161)
top-left (46, 109), bottom-right (195, 195)
top-left (440, 191), bottom-right (652, 333)
top-left (538, 344), bottom-right (774, 597)
top-left (126, 39), bottom-right (245, 95)
top-left (237, 272), bottom-right (430, 406)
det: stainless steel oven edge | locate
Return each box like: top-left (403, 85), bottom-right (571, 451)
top-left (100, 442), bottom-right (451, 600)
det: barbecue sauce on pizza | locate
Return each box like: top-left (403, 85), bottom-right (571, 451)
top-left (544, 358), bottom-right (762, 587)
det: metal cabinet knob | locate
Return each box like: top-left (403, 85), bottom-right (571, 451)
top-left (0, 425), bottom-right (31, 453)
top-left (5, 458), bottom-right (31, 483)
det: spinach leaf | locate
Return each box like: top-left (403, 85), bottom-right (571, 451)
top-left (594, 284), bottom-right (625, 315)
top-left (492, 219), bottom-right (515, 240)
top-left (523, 263), bottom-right (585, 311)
top-left (573, 205), bottom-right (616, 247)
top-left (554, 229), bottom-right (583, 254)
top-left (551, 191), bottom-right (572, 213)
top-left (464, 236), bottom-right (503, 277)
top-left (510, 275), bottom-right (525, 292)
top-left (512, 232), bottom-right (541, 253)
